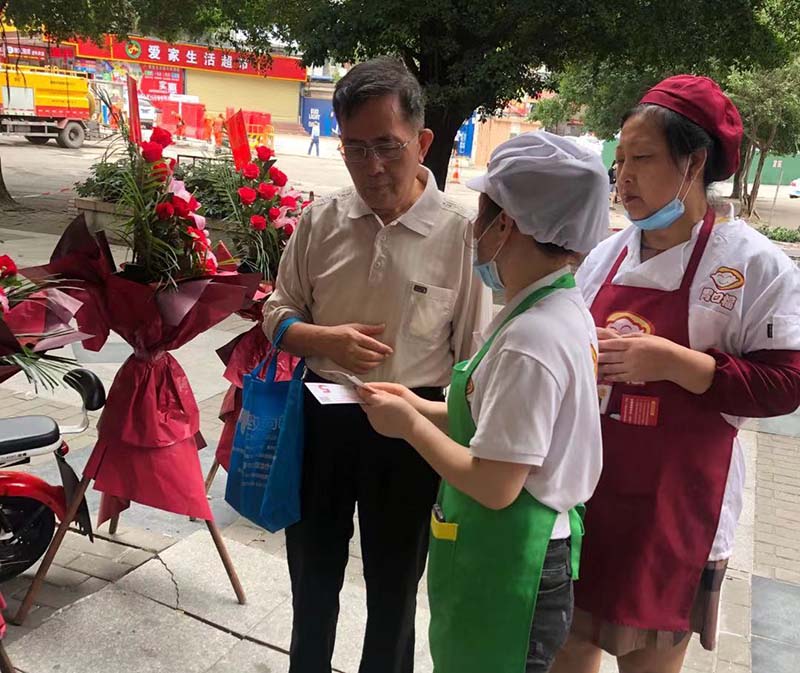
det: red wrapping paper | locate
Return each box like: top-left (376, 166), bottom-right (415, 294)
top-left (0, 284), bottom-right (90, 384)
top-left (37, 217), bottom-right (260, 523)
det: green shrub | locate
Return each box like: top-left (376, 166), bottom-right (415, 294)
top-left (758, 226), bottom-right (800, 243)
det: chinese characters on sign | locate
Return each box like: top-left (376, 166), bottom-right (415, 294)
top-left (73, 37), bottom-right (307, 82)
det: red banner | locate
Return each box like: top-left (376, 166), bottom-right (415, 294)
top-left (127, 75), bottom-right (143, 145)
top-left (72, 36), bottom-right (306, 82)
top-left (227, 110), bottom-right (251, 171)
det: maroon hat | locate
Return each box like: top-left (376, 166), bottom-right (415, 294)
top-left (640, 75), bottom-right (743, 180)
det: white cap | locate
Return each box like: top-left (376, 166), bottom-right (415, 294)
top-left (466, 131), bottom-right (609, 254)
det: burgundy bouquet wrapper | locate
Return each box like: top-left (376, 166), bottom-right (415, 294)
top-left (0, 320), bottom-right (21, 385)
top-left (0, 283), bottom-right (90, 384)
top-left (42, 217), bottom-right (260, 523)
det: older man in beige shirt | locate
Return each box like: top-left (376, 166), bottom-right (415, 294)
top-left (263, 57), bottom-right (490, 673)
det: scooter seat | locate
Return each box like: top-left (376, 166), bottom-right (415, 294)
top-left (0, 416), bottom-right (61, 456)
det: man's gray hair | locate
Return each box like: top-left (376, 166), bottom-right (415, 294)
top-left (333, 57), bottom-right (425, 129)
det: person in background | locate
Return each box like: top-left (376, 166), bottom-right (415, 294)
top-left (608, 160), bottom-right (618, 205)
top-left (552, 74), bottom-right (800, 673)
top-left (213, 113), bottom-right (225, 151)
top-left (307, 120), bottom-right (321, 156)
top-left (359, 131), bottom-right (608, 673)
top-left (175, 114), bottom-right (186, 140)
top-left (202, 115), bottom-right (213, 147)
top-left (263, 57), bottom-right (491, 673)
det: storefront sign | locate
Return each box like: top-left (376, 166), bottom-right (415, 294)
top-left (1, 43), bottom-right (75, 61)
top-left (138, 65), bottom-right (184, 103)
top-left (72, 36), bottom-right (306, 81)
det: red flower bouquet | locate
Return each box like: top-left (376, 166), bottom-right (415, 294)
top-left (29, 126), bottom-right (261, 524)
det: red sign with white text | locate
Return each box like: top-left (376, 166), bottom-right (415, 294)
top-left (138, 65), bottom-right (184, 103)
top-left (72, 36), bottom-right (306, 81)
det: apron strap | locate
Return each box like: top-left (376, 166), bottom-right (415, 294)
top-left (463, 273), bottom-right (576, 381)
top-left (679, 207), bottom-right (716, 293)
top-left (603, 247), bottom-right (629, 285)
top-left (569, 505), bottom-right (586, 580)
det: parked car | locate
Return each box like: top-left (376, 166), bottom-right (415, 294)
top-left (138, 96), bottom-right (159, 129)
top-left (790, 178), bottom-right (800, 199)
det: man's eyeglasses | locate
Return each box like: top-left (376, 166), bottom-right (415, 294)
top-left (338, 139), bottom-right (413, 163)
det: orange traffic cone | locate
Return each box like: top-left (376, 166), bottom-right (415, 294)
top-left (451, 154), bottom-right (461, 184)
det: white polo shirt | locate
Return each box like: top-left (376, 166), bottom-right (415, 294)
top-left (468, 268), bottom-right (604, 539)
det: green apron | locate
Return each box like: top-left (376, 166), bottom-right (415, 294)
top-left (428, 273), bottom-right (585, 673)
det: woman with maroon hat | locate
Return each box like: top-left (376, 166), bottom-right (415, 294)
top-left (553, 75), bottom-right (800, 673)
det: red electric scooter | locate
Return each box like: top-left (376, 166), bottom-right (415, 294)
top-left (0, 368), bottom-right (105, 581)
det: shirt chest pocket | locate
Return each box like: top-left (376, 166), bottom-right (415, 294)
top-left (403, 282), bottom-right (456, 342)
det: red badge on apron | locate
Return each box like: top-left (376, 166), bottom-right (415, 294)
top-left (575, 209), bottom-right (736, 631)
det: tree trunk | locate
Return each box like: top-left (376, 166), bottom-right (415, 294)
top-left (744, 125), bottom-right (778, 220)
top-left (740, 142), bottom-right (756, 214)
top-left (423, 105), bottom-right (473, 190)
top-left (729, 138), bottom-right (751, 200)
top-left (0, 156), bottom-right (17, 209)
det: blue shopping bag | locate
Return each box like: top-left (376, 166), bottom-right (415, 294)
top-left (225, 351), bottom-right (305, 532)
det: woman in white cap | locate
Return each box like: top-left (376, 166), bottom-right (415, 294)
top-left (553, 75), bottom-right (800, 673)
top-left (358, 131), bottom-right (608, 673)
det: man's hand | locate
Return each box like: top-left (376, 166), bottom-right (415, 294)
top-left (320, 323), bottom-right (393, 374)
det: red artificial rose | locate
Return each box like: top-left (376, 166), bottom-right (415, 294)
top-left (258, 182), bottom-right (279, 200)
top-left (268, 165), bottom-right (288, 187)
top-left (280, 195), bottom-right (298, 210)
top-left (186, 226), bottom-right (210, 251)
top-left (155, 202), bottom-right (175, 220)
top-left (171, 195), bottom-right (192, 218)
top-left (205, 256), bottom-right (218, 274)
top-left (187, 195), bottom-right (200, 212)
top-left (238, 186), bottom-right (258, 206)
top-left (152, 161), bottom-right (170, 182)
top-left (140, 141), bottom-right (163, 163)
top-left (242, 163), bottom-right (260, 180)
top-left (250, 214), bottom-right (267, 231)
top-left (284, 223), bottom-right (295, 237)
top-left (256, 145), bottom-right (274, 161)
top-left (169, 158), bottom-right (177, 171)
top-left (268, 206), bottom-right (281, 221)
top-left (0, 254), bottom-right (18, 278)
top-left (150, 127), bottom-right (173, 148)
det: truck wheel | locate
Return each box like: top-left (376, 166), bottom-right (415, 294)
top-left (24, 136), bottom-right (50, 145)
top-left (56, 122), bottom-right (85, 149)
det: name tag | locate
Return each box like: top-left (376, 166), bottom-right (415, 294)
top-left (620, 394), bottom-right (659, 427)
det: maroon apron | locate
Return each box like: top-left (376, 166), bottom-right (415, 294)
top-left (574, 209), bottom-right (736, 631)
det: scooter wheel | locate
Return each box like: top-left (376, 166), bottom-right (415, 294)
top-left (0, 496), bottom-right (56, 582)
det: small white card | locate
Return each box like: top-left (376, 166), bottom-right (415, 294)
top-left (305, 382), bottom-right (363, 405)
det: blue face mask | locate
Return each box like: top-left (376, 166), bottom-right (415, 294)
top-left (472, 215), bottom-right (507, 291)
top-left (626, 162), bottom-right (692, 231)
